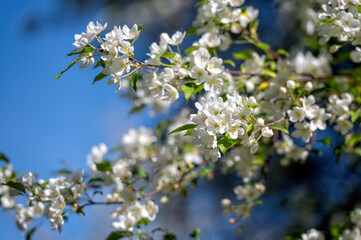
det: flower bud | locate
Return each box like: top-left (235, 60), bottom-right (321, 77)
top-left (329, 44), bottom-right (340, 53)
top-left (280, 87), bottom-right (287, 94)
top-left (221, 198), bottom-right (231, 207)
top-left (262, 127), bottom-right (273, 138)
top-left (305, 81), bottom-right (313, 91)
top-left (247, 96), bottom-right (257, 105)
top-left (280, 158), bottom-right (290, 167)
top-left (286, 80), bottom-right (295, 89)
top-left (160, 195), bottom-right (169, 204)
top-left (256, 118), bottom-right (264, 126)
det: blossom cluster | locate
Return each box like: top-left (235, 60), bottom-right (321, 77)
top-left (221, 146), bottom-right (257, 182)
top-left (221, 182), bottom-right (265, 226)
top-left (193, 0), bottom-right (258, 50)
top-left (0, 163), bottom-right (16, 209)
top-left (8, 0), bottom-right (361, 238)
top-left (190, 92), bottom-right (273, 161)
top-left (317, 0), bottom-right (361, 62)
top-left (15, 171), bottom-right (85, 232)
top-left (300, 208), bottom-right (361, 240)
top-left (73, 21), bottom-right (142, 92)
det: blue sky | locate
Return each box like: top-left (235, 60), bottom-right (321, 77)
top-left (0, 1), bottom-right (165, 239)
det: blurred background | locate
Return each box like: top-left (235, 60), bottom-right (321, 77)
top-left (1, 0), bottom-right (360, 239)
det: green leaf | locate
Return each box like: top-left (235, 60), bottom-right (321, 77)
top-left (138, 218), bottom-right (149, 226)
top-left (168, 124), bottom-right (197, 135)
top-left (159, 51), bottom-right (176, 58)
top-left (253, 199), bottom-right (264, 205)
top-left (272, 123), bottom-right (289, 134)
top-left (186, 27), bottom-right (198, 35)
top-left (53, 169), bottom-right (72, 175)
top-left (317, 138), bottom-right (332, 146)
top-left (129, 25), bottom-right (143, 45)
top-left (129, 104), bottom-right (146, 114)
top-left (317, 18), bottom-right (337, 24)
top-left (255, 42), bottom-right (270, 52)
top-left (152, 228), bottom-right (165, 234)
top-left (246, 124), bottom-right (255, 136)
top-left (35, 180), bottom-right (48, 189)
top-left (95, 161), bottom-right (113, 172)
top-left (330, 223), bottom-right (347, 238)
top-left (26, 227), bottom-right (37, 240)
top-left (94, 58), bottom-right (106, 69)
top-left (75, 206), bottom-right (85, 216)
top-left (350, 210), bottom-right (359, 219)
top-left (130, 73), bottom-right (138, 91)
top-left (277, 49), bottom-right (289, 56)
top-left (55, 58), bottom-right (81, 81)
top-left (106, 231), bottom-right (133, 240)
top-left (184, 128), bottom-right (193, 136)
top-left (217, 137), bottom-right (237, 155)
top-left (93, 72), bottom-right (109, 84)
top-left (262, 69), bottom-right (277, 78)
top-left (350, 111), bottom-right (361, 123)
top-left (198, 167), bottom-right (212, 178)
top-left (3, 181), bottom-right (26, 193)
top-left (190, 229), bottom-right (201, 239)
top-left (195, 0), bottom-right (207, 6)
top-left (185, 46), bottom-right (200, 55)
top-left (347, 134), bottom-right (361, 147)
top-left (249, 20), bottom-right (259, 38)
top-left (181, 83), bottom-right (204, 102)
top-left (164, 233), bottom-right (177, 240)
top-left (233, 49), bottom-right (254, 60)
top-left (133, 167), bottom-right (149, 180)
top-left (310, 149), bottom-right (323, 157)
top-left (180, 186), bottom-right (188, 199)
top-left (354, 147), bottom-right (361, 156)
top-left (0, 153), bottom-right (9, 163)
top-left (66, 45), bottom-right (94, 57)
top-left (333, 145), bottom-right (346, 164)
top-left (88, 177), bottom-right (103, 184)
top-left (223, 59), bottom-right (236, 68)
top-left (310, 87), bottom-right (328, 95)
top-left (248, 104), bottom-right (261, 109)
top-left (155, 120), bottom-right (169, 138)
top-left (92, 190), bottom-right (103, 196)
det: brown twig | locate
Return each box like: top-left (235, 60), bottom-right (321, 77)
top-left (78, 159), bottom-right (212, 209)
top-left (130, 57), bottom-right (165, 69)
top-left (146, 159), bottom-right (211, 199)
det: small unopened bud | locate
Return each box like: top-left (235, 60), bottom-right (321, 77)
top-left (280, 158), bottom-right (291, 167)
top-left (280, 87), bottom-right (287, 94)
top-left (305, 81), bottom-right (313, 91)
top-left (247, 96), bottom-right (257, 105)
top-left (286, 80), bottom-right (295, 89)
top-left (256, 118), bottom-right (264, 127)
top-left (221, 198), bottom-right (231, 207)
top-left (229, 218), bottom-right (236, 224)
top-left (298, 98), bottom-right (304, 103)
top-left (230, 23), bottom-right (242, 34)
top-left (329, 44), bottom-right (340, 53)
top-left (160, 195), bottom-right (169, 204)
top-left (222, 208), bottom-right (231, 214)
top-left (110, 211), bottom-right (118, 219)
